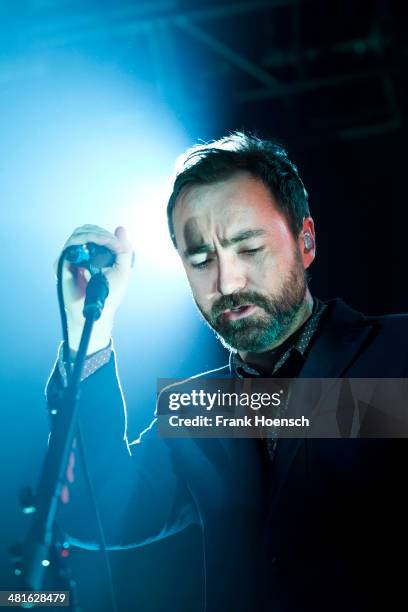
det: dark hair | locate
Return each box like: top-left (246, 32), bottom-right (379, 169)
top-left (167, 131), bottom-right (310, 248)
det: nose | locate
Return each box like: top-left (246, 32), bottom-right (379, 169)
top-left (216, 253), bottom-right (247, 296)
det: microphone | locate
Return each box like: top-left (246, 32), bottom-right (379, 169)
top-left (63, 243), bottom-right (113, 318)
top-left (64, 242), bottom-right (116, 272)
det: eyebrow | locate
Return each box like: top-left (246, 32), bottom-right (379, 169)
top-left (183, 229), bottom-right (266, 258)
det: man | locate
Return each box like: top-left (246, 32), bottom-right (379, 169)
top-left (48, 132), bottom-right (408, 611)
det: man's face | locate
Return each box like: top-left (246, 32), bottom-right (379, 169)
top-left (173, 172), bottom-right (313, 353)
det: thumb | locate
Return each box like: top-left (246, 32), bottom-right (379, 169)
top-left (115, 226), bottom-right (126, 239)
top-left (115, 225), bottom-right (128, 244)
top-left (113, 225), bottom-right (134, 269)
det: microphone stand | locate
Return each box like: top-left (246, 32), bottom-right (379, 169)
top-left (15, 271), bottom-right (109, 605)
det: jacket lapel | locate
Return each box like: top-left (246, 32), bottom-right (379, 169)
top-left (270, 299), bottom-right (374, 500)
top-left (299, 299), bottom-right (373, 379)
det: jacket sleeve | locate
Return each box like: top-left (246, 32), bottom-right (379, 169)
top-left (46, 351), bottom-right (200, 550)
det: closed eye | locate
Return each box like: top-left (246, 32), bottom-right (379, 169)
top-left (190, 259), bottom-right (212, 269)
top-left (189, 246), bottom-right (264, 269)
top-left (240, 247), bottom-right (264, 255)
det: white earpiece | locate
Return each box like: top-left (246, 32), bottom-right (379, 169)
top-left (304, 233), bottom-right (313, 251)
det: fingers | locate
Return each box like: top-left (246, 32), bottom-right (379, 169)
top-left (62, 224), bottom-right (130, 256)
top-left (56, 224), bottom-right (134, 277)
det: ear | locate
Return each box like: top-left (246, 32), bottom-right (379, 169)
top-left (297, 217), bottom-right (316, 269)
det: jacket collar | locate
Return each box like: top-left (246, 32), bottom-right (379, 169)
top-left (298, 298), bottom-right (373, 379)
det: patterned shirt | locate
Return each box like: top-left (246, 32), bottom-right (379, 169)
top-left (56, 341), bottom-right (113, 388)
top-left (230, 298), bottom-right (327, 461)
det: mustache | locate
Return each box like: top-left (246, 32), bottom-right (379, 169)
top-left (211, 291), bottom-right (272, 319)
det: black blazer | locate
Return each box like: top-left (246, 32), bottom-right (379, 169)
top-left (48, 299), bottom-right (408, 612)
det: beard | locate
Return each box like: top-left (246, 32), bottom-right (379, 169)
top-left (195, 248), bottom-right (307, 353)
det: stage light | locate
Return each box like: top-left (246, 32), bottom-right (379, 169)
top-left (120, 180), bottom-right (180, 274)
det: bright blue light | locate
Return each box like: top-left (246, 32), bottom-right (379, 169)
top-left (122, 182), bottom-right (180, 274)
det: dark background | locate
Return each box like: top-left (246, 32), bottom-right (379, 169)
top-left (0, 1), bottom-right (407, 610)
